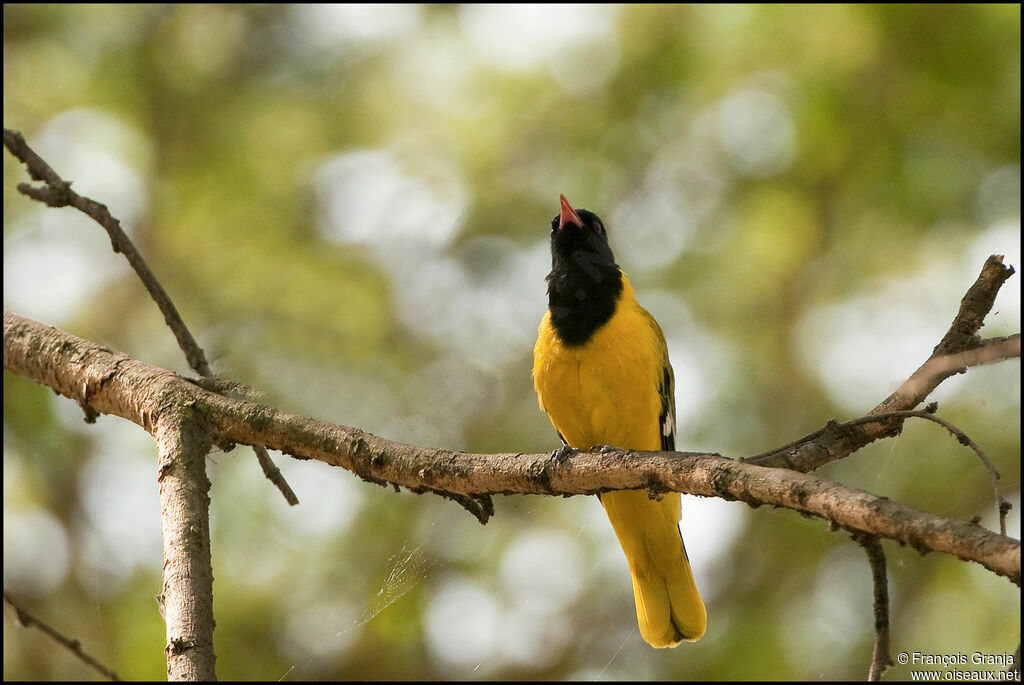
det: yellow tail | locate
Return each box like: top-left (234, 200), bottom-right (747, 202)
top-left (600, 490), bottom-right (706, 647)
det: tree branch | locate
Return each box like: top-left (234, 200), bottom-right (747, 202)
top-left (749, 405), bottom-right (1011, 534)
top-left (155, 411), bottom-right (217, 681)
top-left (746, 255), bottom-right (1018, 472)
top-left (2, 127), bottom-right (298, 508)
top-left (3, 127), bottom-right (211, 377)
top-left (932, 255), bottom-right (1016, 356)
top-left (895, 407), bottom-right (1009, 536)
top-left (5, 310), bottom-right (1020, 586)
top-left (850, 534), bottom-right (893, 681)
top-left (4, 590), bottom-right (122, 681)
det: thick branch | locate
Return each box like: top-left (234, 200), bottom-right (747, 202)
top-left (155, 411), bottom-right (216, 681)
top-left (5, 310), bottom-right (1019, 586)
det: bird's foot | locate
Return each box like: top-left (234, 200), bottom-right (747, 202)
top-left (591, 444), bottom-right (621, 455)
top-left (550, 444), bottom-right (578, 463)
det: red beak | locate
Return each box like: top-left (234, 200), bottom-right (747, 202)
top-left (559, 194), bottom-right (583, 229)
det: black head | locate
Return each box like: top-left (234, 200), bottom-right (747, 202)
top-left (545, 194), bottom-right (623, 345)
top-left (549, 194), bottom-right (616, 269)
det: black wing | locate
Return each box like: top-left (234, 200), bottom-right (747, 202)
top-left (659, 363), bottom-right (675, 452)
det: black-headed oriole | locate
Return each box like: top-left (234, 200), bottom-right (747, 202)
top-left (532, 194), bottom-right (706, 648)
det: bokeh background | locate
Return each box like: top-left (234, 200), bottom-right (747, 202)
top-left (3, 4), bottom-right (1020, 681)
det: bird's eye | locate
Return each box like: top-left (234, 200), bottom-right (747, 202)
top-left (593, 219), bottom-right (605, 234)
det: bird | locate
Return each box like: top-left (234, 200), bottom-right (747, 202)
top-left (532, 194), bottom-right (706, 648)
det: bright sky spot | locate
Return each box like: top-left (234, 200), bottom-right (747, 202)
top-left (424, 574), bottom-right (502, 674)
top-left (3, 108), bottom-right (146, 324)
top-left (499, 528), bottom-right (585, 610)
top-left (280, 598), bottom-right (359, 661)
top-left (796, 223), bottom-right (1021, 413)
top-left (500, 600), bottom-right (570, 669)
top-left (3, 508), bottom-right (70, 596)
top-left (778, 546), bottom-right (871, 667)
top-left (291, 4), bottom-right (421, 50)
top-left (70, 420), bottom-right (162, 598)
top-left (458, 5), bottom-right (620, 71)
top-left (977, 164), bottom-right (1021, 224)
top-left (3, 212), bottom-right (128, 325)
top-left (276, 458), bottom-right (365, 539)
top-left (315, 148), bottom-right (466, 249)
top-left (35, 108), bottom-right (151, 226)
top-left (611, 189), bottom-right (694, 272)
top-left (639, 289), bottom-right (733, 435)
top-left (388, 237), bottom-right (549, 368)
top-left (717, 87), bottom-right (796, 177)
top-left (796, 292), bottom-right (947, 412)
top-left (677, 496), bottom-right (748, 602)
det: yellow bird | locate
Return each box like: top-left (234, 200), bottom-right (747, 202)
top-left (532, 194), bottom-right (706, 647)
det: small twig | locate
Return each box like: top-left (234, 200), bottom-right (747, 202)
top-left (3, 127), bottom-right (297, 506)
top-left (447, 491), bottom-right (494, 525)
top-left (898, 410), bottom-right (1008, 535)
top-left (4, 589), bottom-right (122, 681)
top-left (3, 127), bottom-right (211, 377)
top-left (748, 405), bottom-right (1010, 535)
top-left (744, 408), bottom-right (941, 463)
top-left (254, 444), bottom-right (299, 506)
top-left (828, 406), bottom-right (1007, 533)
top-left (411, 487), bottom-right (494, 525)
top-left (850, 534), bottom-right (893, 681)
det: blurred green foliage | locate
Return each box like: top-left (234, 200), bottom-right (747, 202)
top-left (3, 4), bottom-right (1020, 681)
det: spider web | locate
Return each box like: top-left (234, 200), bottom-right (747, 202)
top-left (343, 539), bottom-right (433, 634)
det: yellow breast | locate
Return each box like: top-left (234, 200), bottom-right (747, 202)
top-left (532, 276), bottom-right (666, 451)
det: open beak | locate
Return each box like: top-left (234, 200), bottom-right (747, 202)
top-left (559, 193), bottom-right (583, 229)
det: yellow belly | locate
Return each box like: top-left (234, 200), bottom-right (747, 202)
top-left (532, 300), bottom-right (663, 452)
